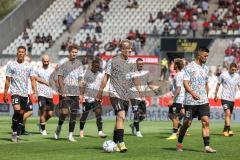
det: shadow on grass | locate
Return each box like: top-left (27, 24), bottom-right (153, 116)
top-left (161, 147), bottom-right (203, 153)
top-left (211, 133), bottom-right (223, 136)
top-left (43, 137), bottom-right (66, 141)
top-left (0, 138), bottom-right (12, 142)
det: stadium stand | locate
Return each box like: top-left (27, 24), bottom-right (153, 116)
top-left (207, 0), bottom-right (240, 36)
top-left (1, 0), bottom-right (93, 56)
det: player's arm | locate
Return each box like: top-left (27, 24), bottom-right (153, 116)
top-left (95, 73), bottom-right (110, 101)
top-left (3, 76), bottom-right (11, 103)
top-left (214, 83), bottom-right (221, 102)
top-left (58, 75), bottom-right (65, 96)
top-left (35, 76), bottom-right (49, 86)
top-left (183, 80), bottom-right (199, 100)
top-left (147, 81), bottom-right (163, 96)
top-left (30, 76), bottom-right (38, 101)
top-left (133, 76), bottom-right (144, 99)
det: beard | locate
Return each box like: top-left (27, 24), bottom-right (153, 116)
top-left (43, 64), bottom-right (49, 68)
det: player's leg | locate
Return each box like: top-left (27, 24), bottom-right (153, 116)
top-left (21, 96), bottom-right (33, 135)
top-left (68, 96), bottom-right (79, 142)
top-left (111, 98), bottom-right (129, 152)
top-left (135, 100), bottom-right (146, 137)
top-left (43, 98), bottom-right (54, 134)
top-left (167, 104), bottom-right (179, 140)
top-left (228, 102), bottom-right (234, 136)
top-left (200, 104), bottom-right (216, 153)
top-left (38, 97), bottom-right (48, 135)
top-left (177, 105), bottom-right (193, 151)
top-left (11, 95), bottom-right (22, 142)
top-left (79, 102), bottom-right (90, 138)
top-left (94, 102), bottom-right (107, 138)
top-left (129, 99), bottom-right (138, 136)
top-left (222, 100), bottom-right (233, 136)
top-left (54, 96), bottom-right (68, 139)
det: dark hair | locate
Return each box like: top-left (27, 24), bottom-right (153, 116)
top-left (174, 58), bottom-right (184, 70)
top-left (92, 58), bottom-right (100, 65)
top-left (198, 46), bottom-right (209, 53)
top-left (136, 58), bottom-right (143, 63)
top-left (68, 44), bottom-right (78, 52)
top-left (230, 62), bottom-right (237, 68)
top-left (17, 46), bottom-right (26, 51)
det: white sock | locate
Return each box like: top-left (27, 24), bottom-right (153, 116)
top-left (69, 132), bottom-right (73, 137)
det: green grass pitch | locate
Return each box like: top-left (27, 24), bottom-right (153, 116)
top-left (0, 116), bottom-right (239, 160)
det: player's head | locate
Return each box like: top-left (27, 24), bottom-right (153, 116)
top-left (229, 62), bottom-right (238, 74)
top-left (174, 58), bottom-right (184, 71)
top-left (119, 39), bottom-right (132, 59)
top-left (17, 46), bottom-right (26, 62)
top-left (91, 59), bottom-right (100, 73)
top-left (42, 54), bottom-right (50, 68)
top-left (196, 46), bottom-right (209, 64)
top-left (136, 58), bottom-right (144, 71)
top-left (68, 45), bottom-right (78, 61)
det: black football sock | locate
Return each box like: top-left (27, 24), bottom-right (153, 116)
top-left (203, 136), bottom-right (210, 146)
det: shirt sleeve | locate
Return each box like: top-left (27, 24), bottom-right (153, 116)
top-left (29, 66), bottom-right (36, 77)
top-left (176, 73), bottom-right (183, 87)
top-left (105, 60), bottom-right (112, 75)
top-left (218, 73), bottom-right (223, 84)
top-left (5, 63), bottom-right (12, 77)
top-left (183, 67), bottom-right (190, 81)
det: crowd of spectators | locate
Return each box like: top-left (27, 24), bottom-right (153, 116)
top-left (205, 0), bottom-right (240, 36)
top-left (224, 39), bottom-right (240, 67)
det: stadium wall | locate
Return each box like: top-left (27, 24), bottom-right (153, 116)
top-left (0, 0), bottom-right (55, 54)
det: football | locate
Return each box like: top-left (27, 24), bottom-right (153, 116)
top-left (103, 140), bottom-right (116, 153)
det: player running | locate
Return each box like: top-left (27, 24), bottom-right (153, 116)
top-left (35, 54), bottom-right (55, 135)
top-left (167, 58), bottom-right (185, 140)
top-left (79, 59), bottom-right (107, 138)
top-left (4, 46), bottom-right (37, 142)
top-left (176, 47), bottom-right (216, 153)
top-left (54, 45), bottom-right (84, 142)
top-left (214, 62), bottom-right (240, 137)
top-left (129, 58), bottom-right (159, 137)
top-left (96, 40), bottom-right (142, 152)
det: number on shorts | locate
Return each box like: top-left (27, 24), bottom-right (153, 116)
top-left (12, 98), bottom-right (19, 104)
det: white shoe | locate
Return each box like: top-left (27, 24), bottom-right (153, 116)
top-left (41, 130), bottom-right (47, 136)
top-left (136, 131), bottom-right (143, 137)
top-left (54, 126), bottom-right (61, 140)
top-left (12, 133), bottom-right (18, 142)
top-left (68, 136), bottom-right (76, 142)
top-left (98, 131), bottom-right (107, 138)
top-left (205, 146), bottom-right (216, 153)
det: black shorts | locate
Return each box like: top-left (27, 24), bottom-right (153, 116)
top-left (130, 99), bottom-right (146, 114)
top-left (168, 103), bottom-right (183, 117)
top-left (110, 97), bottom-right (129, 115)
top-left (221, 99), bottom-right (234, 114)
top-left (11, 95), bottom-right (28, 111)
top-left (83, 100), bottom-right (101, 112)
top-left (38, 96), bottom-right (54, 111)
top-left (184, 103), bottom-right (210, 120)
top-left (26, 95), bottom-right (33, 111)
top-left (60, 96), bottom-right (79, 111)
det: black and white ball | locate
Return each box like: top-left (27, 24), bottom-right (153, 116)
top-left (103, 140), bottom-right (116, 153)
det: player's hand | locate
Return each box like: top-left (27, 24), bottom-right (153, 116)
top-left (214, 95), bottom-right (218, 102)
top-left (168, 99), bottom-right (174, 106)
top-left (95, 91), bottom-right (102, 102)
top-left (3, 93), bottom-right (8, 103)
top-left (190, 91), bottom-right (200, 100)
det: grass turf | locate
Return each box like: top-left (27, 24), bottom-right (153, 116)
top-left (0, 116), bottom-right (239, 160)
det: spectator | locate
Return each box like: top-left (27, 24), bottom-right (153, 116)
top-left (201, 0), bottom-right (209, 17)
top-left (154, 45), bottom-right (161, 57)
top-left (22, 30), bottom-right (29, 40)
top-left (148, 13), bottom-right (155, 23)
top-left (75, 0), bottom-right (81, 8)
top-left (190, 19), bottom-right (198, 37)
top-left (202, 19), bottom-right (210, 36)
top-left (61, 42), bottom-right (66, 51)
top-left (95, 23), bottom-right (102, 33)
top-left (66, 13), bottom-right (74, 33)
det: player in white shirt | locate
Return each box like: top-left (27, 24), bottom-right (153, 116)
top-left (54, 45), bottom-right (84, 142)
top-left (129, 58), bottom-right (160, 138)
top-left (4, 46), bottom-right (37, 142)
top-left (79, 59), bottom-right (107, 138)
top-left (35, 54), bottom-right (55, 136)
top-left (214, 62), bottom-right (240, 137)
top-left (166, 58), bottom-right (185, 140)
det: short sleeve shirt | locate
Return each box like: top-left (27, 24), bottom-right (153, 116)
top-left (58, 59), bottom-right (84, 96)
top-left (183, 61), bottom-right (209, 105)
top-left (83, 69), bottom-right (105, 102)
top-left (5, 61), bottom-right (35, 97)
top-left (172, 70), bottom-right (185, 104)
top-left (105, 55), bottom-right (136, 100)
top-left (218, 71), bottom-right (240, 102)
top-left (35, 66), bottom-right (55, 98)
